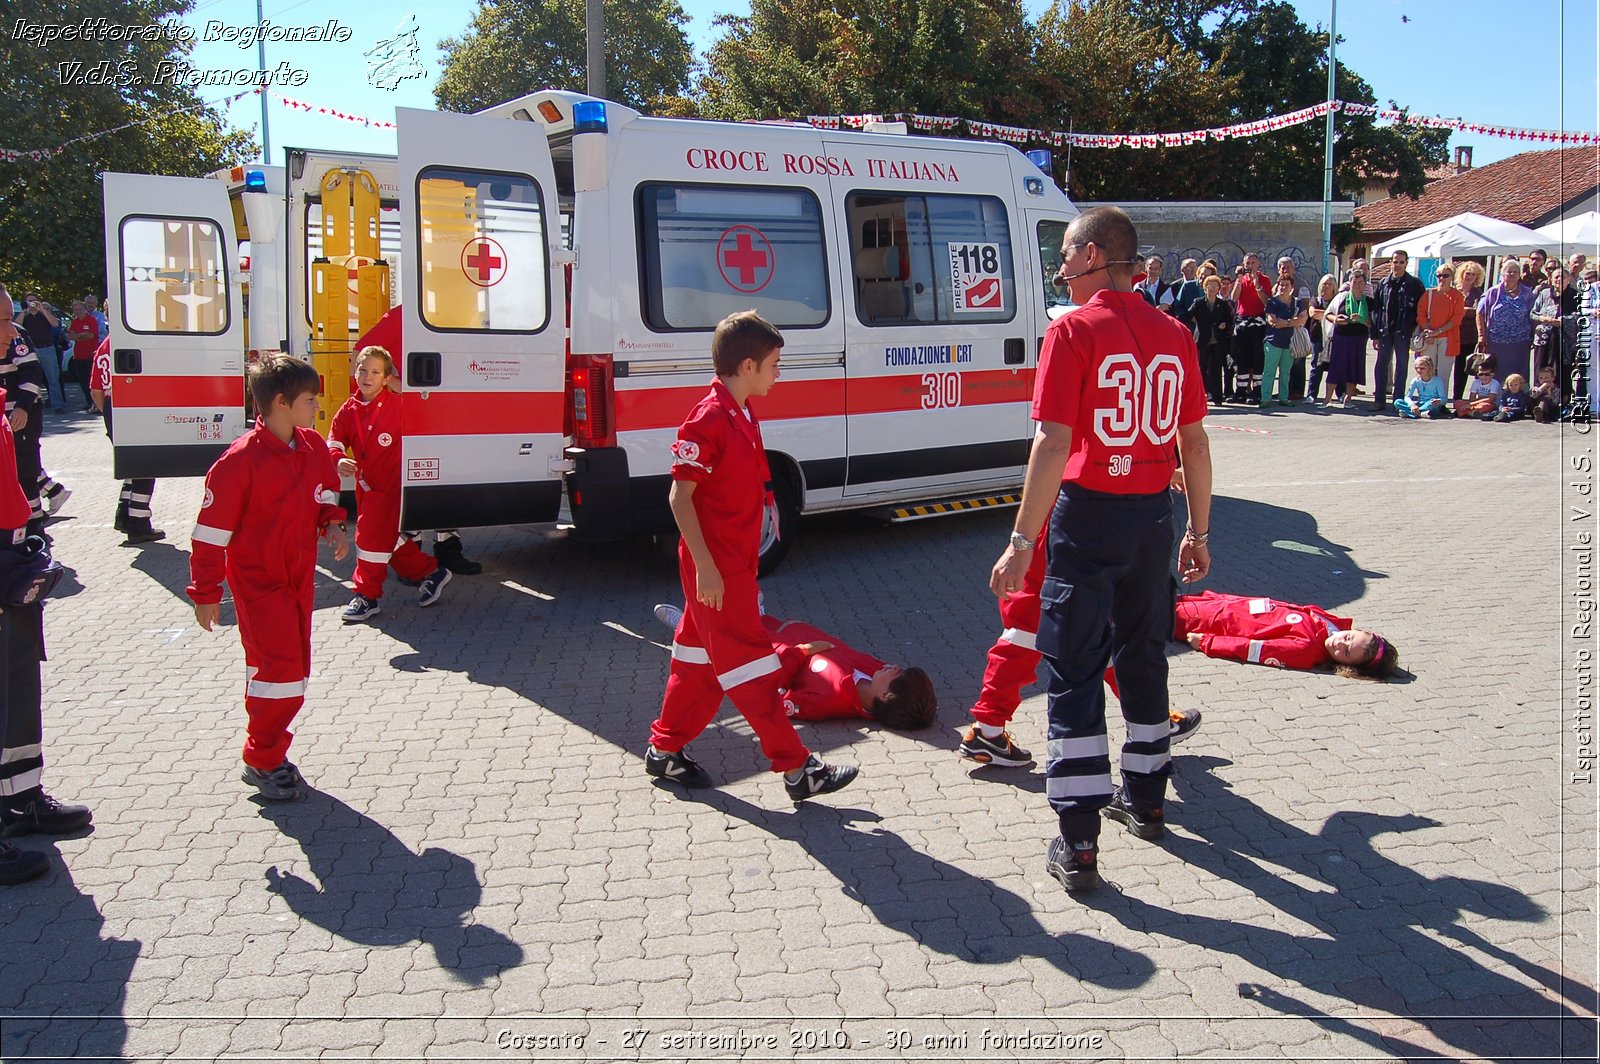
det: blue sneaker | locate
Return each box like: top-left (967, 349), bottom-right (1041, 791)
top-left (418, 567), bottom-right (452, 608)
top-left (341, 595), bottom-right (381, 623)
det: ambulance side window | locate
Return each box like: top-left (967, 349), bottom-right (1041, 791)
top-left (415, 167), bottom-right (549, 333)
top-left (118, 216), bottom-right (230, 335)
top-left (846, 192), bottom-right (1015, 326)
top-left (1038, 220), bottom-right (1073, 314)
top-left (638, 184), bottom-right (830, 331)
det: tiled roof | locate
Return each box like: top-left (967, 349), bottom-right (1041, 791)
top-left (1354, 146), bottom-right (1600, 235)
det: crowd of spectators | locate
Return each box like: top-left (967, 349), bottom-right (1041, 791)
top-left (1139, 249), bottom-right (1599, 421)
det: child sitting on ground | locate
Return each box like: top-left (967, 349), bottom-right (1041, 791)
top-left (654, 604), bottom-right (937, 729)
top-left (1530, 365), bottom-right (1562, 423)
top-left (1493, 373), bottom-right (1529, 422)
top-left (1396, 354), bottom-right (1449, 419)
top-left (1452, 357), bottom-right (1501, 419)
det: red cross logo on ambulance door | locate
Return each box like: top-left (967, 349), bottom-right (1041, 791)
top-left (716, 225), bottom-right (775, 294)
top-left (461, 237), bottom-right (508, 288)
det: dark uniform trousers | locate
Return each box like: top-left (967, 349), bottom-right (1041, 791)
top-left (1037, 484), bottom-right (1175, 843)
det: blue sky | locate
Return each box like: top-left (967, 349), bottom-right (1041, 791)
top-left (181, 0), bottom-right (1597, 173)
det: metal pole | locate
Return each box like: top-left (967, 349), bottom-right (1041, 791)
top-left (585, 0), bottom-right (605, 98)
top-left (1321, 0), bottom-right (1337, 275)
top-left (257, 0), bottom-right (271, 164)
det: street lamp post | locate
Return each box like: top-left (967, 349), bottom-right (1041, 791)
top-left (1322, 0), bottom-right (1337, 275)
top-left (586, 0), bottom-right (605, 99)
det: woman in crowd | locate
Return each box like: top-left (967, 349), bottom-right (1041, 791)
top-left (1416, 263), bottom-right (1466, 391)
top-left (1323, 269), bottom-right (1371, 407)
top-left (1306, 273), bottom-right (1337, 404)
top-left (1477, 258), bottom-right (1536, 384)
top-left (1191, 273), bottom-right (1233, 405)
top-left (1454, 262), bottom-right (1485, 400)
top-left (1531, 264), bottom-right (1566, 378)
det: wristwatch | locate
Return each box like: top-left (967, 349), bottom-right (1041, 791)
top-left (1009, 530), bottom-right (1033, 552)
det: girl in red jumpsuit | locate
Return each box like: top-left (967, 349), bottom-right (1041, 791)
top-left (327, 347), bottom-right (450, 622)
top-left (1175, 590), bottom-right (1399, 678)
top-left (188, 356), bottom-right (350, 802)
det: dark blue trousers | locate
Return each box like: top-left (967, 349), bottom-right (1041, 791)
top-left (1036, 484), bottom-right (1175, 842)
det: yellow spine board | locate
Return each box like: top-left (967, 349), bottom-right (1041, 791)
top-left (418, 177), bottom-right (481, 329)
top-left (309, 259), bottom-right (348, 428)
top-left (356, 262), bottom-right (391, 341)
top-left (351, 172), bottom-right (381, 260)
top-left (320, 170), bottom-right (353, 259)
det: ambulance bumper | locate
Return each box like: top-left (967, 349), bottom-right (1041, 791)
top-left (564, 446), bottom-right (674, 542)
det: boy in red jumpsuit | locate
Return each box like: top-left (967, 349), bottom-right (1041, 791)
top-left (327, 347), bottom-right (450, 622)
top-left (645, 312), bottom-right (858, 803)
top-left (188, 355), bottom-right (350, 802)
top-left (655, 605), bottom-right (938, 730)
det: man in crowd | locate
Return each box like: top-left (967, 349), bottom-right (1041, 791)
top-left (1370, 249), bottom-right (1424, 411)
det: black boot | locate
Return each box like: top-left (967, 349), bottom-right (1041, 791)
top-left (433, 534), bottom-right (482, 575)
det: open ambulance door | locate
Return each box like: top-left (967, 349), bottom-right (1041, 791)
top-left (395, 107), bottom-right (569, 531)
top-left (102, 172), bottom-right (245, 479)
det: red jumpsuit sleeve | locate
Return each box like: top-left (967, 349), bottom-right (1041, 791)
top-left (1197, 633), bottom-right (1325, 671)
top-left (326, 401), bottom-right (356, 461)
top-left (187, 448), bottom-right (250, 605)
top-left (669, 406), bottom-right (723, 485)
top-left (314, 436), bottom-right (347, 529)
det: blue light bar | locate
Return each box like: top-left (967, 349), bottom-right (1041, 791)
top-left (572, 101), bottom-right (608, 134)
top-left (244, 169), bottom-right (267, 191)
top-left (1025, 150), bottom-right (1052, 174)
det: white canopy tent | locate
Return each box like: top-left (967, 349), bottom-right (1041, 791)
top-left (1534, 211), bottom-right (1600, 249)
top-left (1371, 211), bottom-right (1550, 259)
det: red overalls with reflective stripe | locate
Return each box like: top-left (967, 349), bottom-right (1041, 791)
top-left (649, 381), bottom-right (809, 773)
top-left (328, 391), bottom-right (434, 599)
top-left (187, 422), bottom-right (345, 769)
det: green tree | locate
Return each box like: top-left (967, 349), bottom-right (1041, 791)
top-left (1030, 0), bottom-right (1241, 200)
top-left (1126, 0), bottom-right (1449, 201)
top-left (698, 0), bottom-right (1036, 124)
top-left (434, 0), bottom-right (694, 115)
top-left (0, 0), bottom-right (255, 305)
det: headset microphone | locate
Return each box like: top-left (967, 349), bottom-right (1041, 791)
top-left (1058, 259), bottom-right (1143, 282)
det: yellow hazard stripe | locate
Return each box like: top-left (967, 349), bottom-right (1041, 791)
top-left (890, 494), bottom-right (1020, 520)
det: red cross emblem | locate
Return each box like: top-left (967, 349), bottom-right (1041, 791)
top-left (461, 237), bottom-right (507, 288)
top-left (716, 225), bottom-right (775, 294)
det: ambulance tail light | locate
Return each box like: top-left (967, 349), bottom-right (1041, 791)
top-left (567, 354), bottom-right (616, 449)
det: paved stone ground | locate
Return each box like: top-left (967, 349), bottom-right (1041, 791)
top-left (1, 400), bottom-right (1595, 1062)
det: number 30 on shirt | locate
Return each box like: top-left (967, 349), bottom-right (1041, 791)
top-left (1093, 353), bottom-right (1185, 457)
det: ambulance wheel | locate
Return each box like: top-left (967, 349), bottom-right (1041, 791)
top-left (757, 470), bottom-right (800, 577)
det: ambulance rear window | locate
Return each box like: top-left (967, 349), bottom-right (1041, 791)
top-left (638, 184), bottom-right (830, 332)
top-left (846, 192), bottom-right (1015, 327)
top-left (117, 216), bottom-right (230, 335)
top-left (415, 167), bottom-right (550, 333)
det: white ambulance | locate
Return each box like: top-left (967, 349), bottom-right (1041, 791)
top-left (101, 91), bottom-right (1079, 571)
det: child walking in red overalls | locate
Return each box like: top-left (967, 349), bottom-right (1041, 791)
top-left (188, 356), bottom-right (350, 801)
top-left (327, 347), bottom-right (450, 622)
top-left (644, 312), bottom-right (858, 803)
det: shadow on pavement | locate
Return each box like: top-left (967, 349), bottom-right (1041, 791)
top-left (1094, 755), bottom-right (1596, 1061)
top-left (694, 791), bottom-right (1155, 989)
top-left (0, 863), bottom-right (141, 1060)
top-left (259, 790), bottom-right (522, 985)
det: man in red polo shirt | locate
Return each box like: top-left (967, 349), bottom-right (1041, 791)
top-left (990, 206), bottom-right (1213, 894)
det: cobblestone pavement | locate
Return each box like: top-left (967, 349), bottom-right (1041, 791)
top-left (1, 402), bottom-right (1595, 1062)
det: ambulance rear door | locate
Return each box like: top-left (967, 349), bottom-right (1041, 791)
top-left (102, 172), bottom-right (245, 479)
top-left (396, 106), bottom-right (568, 531)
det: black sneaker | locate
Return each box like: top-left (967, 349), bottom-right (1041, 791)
top-left (644, 746), bottom-right (712, 788)
top-left (957, 724), bottom-right (1034, 767)
top-left (1169, 708), bottom-right (1202, 746)
top-left (1103, 787), bottom-right (1165, 841)
top-left (433, 536), bottom-right (483, 575)
top-left (784, 753), bottom-right (859, 803)
top-left (1046, 836), bottom-right (1100, 893)
top-left (0, 839), bottom-right (49, 885)
top-left (417, 567), bottom-right (452, 608)
top-left (0, 789), bottom-right (92, 837)
top-left (122, 526), bottom-right (167, 545)
top-left (341, 595), bottom-right (381, 623)
top-left (653, 603), bottom-right (684, 631)
top-left (241, 761), bottom-right (307, 801)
